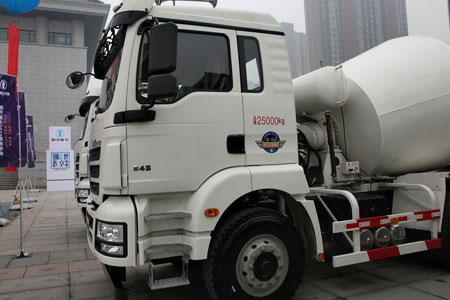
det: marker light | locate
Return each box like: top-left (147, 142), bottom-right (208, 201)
top-left (204, 208), bottom-right (219, 218)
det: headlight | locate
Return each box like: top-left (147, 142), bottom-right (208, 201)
top-left (96, 221), bottom-right (124, 243)
top-left (100, 243), bottom-right (124, 256)
top-left (77, 189), bottom-right (90, 198)
top-left (95, 220), bottom-right (127, 257)
top-left (78, 197), bottom-right (88, 204)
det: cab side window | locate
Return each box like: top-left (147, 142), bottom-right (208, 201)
top-left (237, 36), bottom-right (263, 93)
top-left (137, 29), bottom-right (232, 104)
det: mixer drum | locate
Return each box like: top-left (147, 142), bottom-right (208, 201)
top-left (335, 36), bottom-right (450, 175)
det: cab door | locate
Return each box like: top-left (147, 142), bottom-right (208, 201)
top-left (237, 32), bottom-right (298, 166)
top-left (126, 24), bottom-right (245, 195)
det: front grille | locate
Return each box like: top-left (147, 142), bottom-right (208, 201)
top-left (75, 164), bottom-right (79, 171)
top-left (91, 182), bottom-right (99, 195)
top-left (75, 154), bottom-right (80, 163)
top-left (89, 146), bottom-right (101, 196)
top-left (90, 165), bottom-right (100, 179)
top-left (89, 147), bottom-right (101, 162)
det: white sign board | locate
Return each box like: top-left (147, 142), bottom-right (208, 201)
top-left (46, 150), bottom-right (75, 191)
top-left (49, 126), bottom-right (71, 151)
top-left (47, 126), bottom-right (74, 191)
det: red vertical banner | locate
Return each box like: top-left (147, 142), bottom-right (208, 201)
top-left (8, 23), bottom-right (20, 77)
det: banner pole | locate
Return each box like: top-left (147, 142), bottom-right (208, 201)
top-left (17, 99), bottom-right (21, 169)
top-left (14, 92), bottom-right (30, 259)
top-left (15, 180), bottom-right (30, 258)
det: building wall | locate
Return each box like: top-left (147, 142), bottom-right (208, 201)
top-left (0, 0), bottom-right (108, 189)
top-left (281, 23), bottom-right (297, 78)
top-left (0, 41), bottom-right (86, 188)
top-left (305, 0), bottom-right (324, 71)
top-left (305, 0), bottom-right (408, 71)
top-left (296, 32), bottom-right (309, 76)
top-left (281, 23), bottom-right (309, 79)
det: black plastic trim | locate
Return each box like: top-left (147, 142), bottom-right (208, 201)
top-left (79, 95), bottom-right (99, 116)
top-left (108, 11), bottom-right (148, 29)
top-left (227, 135), bottom-right (245, 154)
top-left (113, 110), bottom-right (156, 124)
top-left (89, 147), bottom-right (101, 162)
top-left (90, 165), bottom-right (100, 179)
top-left (90, 182), bottom-right (99, 195)
top-left (156, 17), bottom-right (285, 36)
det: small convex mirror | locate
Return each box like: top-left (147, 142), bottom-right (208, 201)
top-left (66, 71), bottom-right (85, 89)
top-left (64, 114), bottom-right (76, 123)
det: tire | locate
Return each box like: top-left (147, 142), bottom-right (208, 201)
top-left (203, 208), bottom-right (305, 300)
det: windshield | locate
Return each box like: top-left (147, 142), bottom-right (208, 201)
top-left (94, 24), bottom-right (127, 80)
top-left (98, 48), bottom-right (123, 112)
top-left (94, 23), bottom-right (126, 112)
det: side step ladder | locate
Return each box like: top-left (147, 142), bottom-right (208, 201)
top-left (148, 256), bottom-right (190, 290)
top-left (145, 211), bottom-right (193, 290)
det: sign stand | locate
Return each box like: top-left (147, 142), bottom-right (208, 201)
top-left (30, 176), bottom-right (40, 193)
top-left (23, 177), bottom-right (37, 202)
top-left (10, 180), bottom-right (32, 210)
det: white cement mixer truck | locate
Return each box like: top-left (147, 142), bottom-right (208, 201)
top-left (66, 88), bottom-right (100, 212)
top-left (65, 1), bottom-right (450, 299)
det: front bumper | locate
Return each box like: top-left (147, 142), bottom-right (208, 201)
top-left (86, 196), bottom-right (137, 267)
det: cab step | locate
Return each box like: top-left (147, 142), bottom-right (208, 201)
top-left (144, 212), bottom-right (191, 221)
top-left (145, 243), bottom-right (192, 260)
top-left (148, 257), bottom-right (190, 290)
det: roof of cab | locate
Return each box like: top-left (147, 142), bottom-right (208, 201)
top-left (150, 5), bottom-right (282, 34)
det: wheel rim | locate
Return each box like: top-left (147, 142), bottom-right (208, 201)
top-left (236, 234), bottom-right (289, 297)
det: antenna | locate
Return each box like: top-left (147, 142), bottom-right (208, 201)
top-left (155, 0), bottom-right (217, 8)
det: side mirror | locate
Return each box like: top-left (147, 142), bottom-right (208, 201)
top-left (64, 114), bottom-right (78, 123)
top-left (148, 23), bottom-right (178, 76)
top-left (146, 75), bottom-right (178, 103)
top-left (66, 71), bottom-right (85, 89)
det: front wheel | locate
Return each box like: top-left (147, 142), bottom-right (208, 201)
top-left (203, 208), bottom-right (305, 300)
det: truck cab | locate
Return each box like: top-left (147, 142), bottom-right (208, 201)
top-left (79, 0), bottom-right (313, 297)
top-left (73, 88), bottom-right (100, 212)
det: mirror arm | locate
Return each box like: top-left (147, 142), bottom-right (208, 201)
top-left (64, 114), bottom-right (80, 123)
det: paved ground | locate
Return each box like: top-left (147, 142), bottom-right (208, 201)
top-left (0, 190), bottom-right (449, 300)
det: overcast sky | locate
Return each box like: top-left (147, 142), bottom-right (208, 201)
top-left (102, 0), bottom-right (450, 43)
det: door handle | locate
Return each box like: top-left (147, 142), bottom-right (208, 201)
top-left (227, 135), bottom-right (245, 154)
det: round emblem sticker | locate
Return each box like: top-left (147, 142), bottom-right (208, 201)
top-left (256, 131), bottom-right (286, 153)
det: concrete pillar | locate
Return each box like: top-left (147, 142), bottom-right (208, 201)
top-left (72, 20), bottom-right (85, 47)
top-left (36, 16), bottom-right (48, 44)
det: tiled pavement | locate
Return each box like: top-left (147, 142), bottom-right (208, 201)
top-left (0, 190), bottom-right (449, 300)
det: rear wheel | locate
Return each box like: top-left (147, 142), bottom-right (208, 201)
top-left (203, 208), bottom-right (305, 300)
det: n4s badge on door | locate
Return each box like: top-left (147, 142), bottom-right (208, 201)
top-left (133, 165), bottom-right (151, 172)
